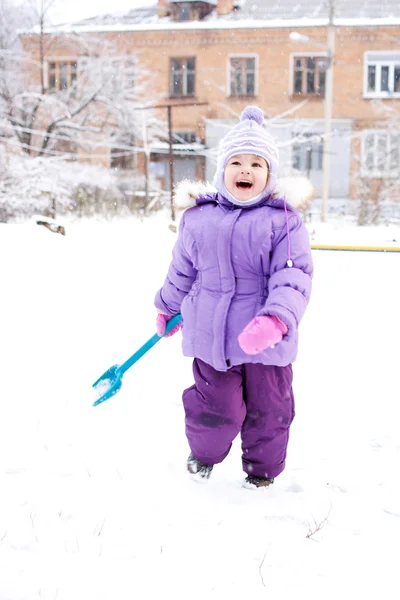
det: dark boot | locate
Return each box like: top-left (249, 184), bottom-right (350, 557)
top-left (244, 475), bottom-right (274, 488)
top-left (187, 453), bottom-right (213, 481)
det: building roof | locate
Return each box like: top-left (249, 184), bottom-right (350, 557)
top-left (172, 1), bottom-right (217, 3)
top-left (43, 0), bottom-right (400, 32)
top-left (226, 0), bottom-right (398, 21)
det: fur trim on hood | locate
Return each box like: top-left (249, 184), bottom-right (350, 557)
top-left (174, 176), bottom-right (314, 211)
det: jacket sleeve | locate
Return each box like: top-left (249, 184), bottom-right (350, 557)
top-left (154, 214), bottom-right (197, 315)
top-left (258, 214), bottom-right (313, 340)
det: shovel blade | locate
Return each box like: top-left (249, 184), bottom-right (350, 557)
top-left (92, 364), bottom-right (123, 406)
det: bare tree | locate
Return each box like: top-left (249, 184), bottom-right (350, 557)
top-left (0, 0), bottom-right (60, 152)
top-left (1, 2), bottom-right (163, 165)
top-left (0, 2), bottom-right (168, 222)
top-left (28, 0), bottom-right (58, 93)
top-left (0, 1), bottom-right (33, 141)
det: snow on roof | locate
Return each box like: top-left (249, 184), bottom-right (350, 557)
top-left (172, 0), bottom-right (217, 4)
top-left (229, 0), bottom-right (399, 21)
top-left (30, 0), bottom-right (400, 34)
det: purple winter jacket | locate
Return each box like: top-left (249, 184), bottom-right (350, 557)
top-left (155, 178), bottom-right (313, 372)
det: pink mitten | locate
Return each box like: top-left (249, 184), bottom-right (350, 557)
top-left (156, 312), bottom-right (182, 338)
top-left (238, 315), bottom-right (288, 355)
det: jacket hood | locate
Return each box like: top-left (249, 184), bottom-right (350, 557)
top-left (174, 176), bottom-right (314, 212)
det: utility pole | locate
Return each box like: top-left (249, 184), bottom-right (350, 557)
top-left (164, 101), bottom-right (208, 221)
top-left (321, 0), bottom-right (335, 222)
top-left (137, 101), bottom-right (207, 221)
top-left (167, 105), bottom-right (175, 221)
top-left (142, 112), bottom-right (150, 206)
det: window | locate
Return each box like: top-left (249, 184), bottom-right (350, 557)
top-left (362, 131), bottom-right (400, 177)
top-left (173, 131), bottom-right (197, 144)
top-left (125, 60), bottom-right (135, 90)
top-left (104, 58), bottom-right (135, 96)
top-left (110, 152), bottom-right (134, 170)
top-left (292, 134), bottom-right (323, 172)
top-left (179, 3), bottom-right (190, 21)
top-left (110, 149), bottom-right (135, 170)
top-left (230, 57), bottom-right (256, 96)
top-left (48, 60), bottom-right (77, 91)
top-left (171, 1), bottom-right (213, 21)
top-left (292, 55), bottom-right (327, 96)
top-left (364, 52), bottom-right (400, 98)
top-left (170, 58), bottom-right (195, 97)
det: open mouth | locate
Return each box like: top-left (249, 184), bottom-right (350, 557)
top-left (236, 181), bottom-right (253, 190)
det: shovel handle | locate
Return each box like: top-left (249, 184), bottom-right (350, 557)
top-left (118, 313), bottom-right (182, 375)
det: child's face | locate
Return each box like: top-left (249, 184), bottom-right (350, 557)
top-left (224, 154), bottom-right (269, 201)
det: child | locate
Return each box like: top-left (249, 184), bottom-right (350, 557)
top-left (154, 106), bottom-right (313, 488)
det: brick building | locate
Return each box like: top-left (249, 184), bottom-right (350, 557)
top-left (20, 0), bottom-right (400, 200)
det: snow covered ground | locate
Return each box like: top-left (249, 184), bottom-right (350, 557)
top-left (1, 213), bottom-right (399, 600)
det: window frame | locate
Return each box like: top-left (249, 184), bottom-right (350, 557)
top-left (173, 130), bottom-right (197, 144)
top-left (169, 57), bottom-right (196, 98)
top-left (124, 58), bottom-right (136, 91)
top-left (361, 130), bottom-right (400, 178)
top-left (292, 133), bottom-right (324, 172)
top-left (363, 51), bottom-right (400, 98)
top-left (289, 52), bottom-right (328, 97)
top-left (179, 3), bottom-right (191, 21)
top-left (84, 56), bottom-right (135, 97)
top-left (108, 58), bottom-right (135, 96)
top-left (110, 148), bottom-right (135, 170)
top-left (45, 58), bottom-right (78, 92)
top-left (75, 56), bottom-right (135, 97)
top-left (227, 54), bottom-right (258, 98)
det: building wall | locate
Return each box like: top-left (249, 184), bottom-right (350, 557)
top-left (206, 117), bottom-right (353, 197)
top-left (89, 25), bottom-right (399, 121)
top-left (20, 23), bottom-right (400, 198)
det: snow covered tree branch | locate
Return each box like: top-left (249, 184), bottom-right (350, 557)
top-left (1, 1), bottom-right (165, 163)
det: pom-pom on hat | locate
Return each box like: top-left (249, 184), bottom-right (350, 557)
top-left (213, 106), bottom-right (279, 200)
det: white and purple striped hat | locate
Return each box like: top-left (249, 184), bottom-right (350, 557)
top-left (213, 106), bottom-right (279, 200)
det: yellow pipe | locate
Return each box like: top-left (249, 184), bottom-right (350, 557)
top-left (311, 244), bottom-right (400, 252)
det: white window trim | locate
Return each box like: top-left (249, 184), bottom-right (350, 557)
top-left (80, 56), bottom-right (136, 94)
top-left (170, 57), bottom-right (196, 97)
top-left (109, 57), bottom-right (136, 92)
top-left (363, 51), bottom-right (400, 99)
top-left (361, 129), bottom-right (400, 178)
top-left (45, 56), bottom-right (78, 89)
top-left (288, 52), bottom-right (328, 96)
top-left (292, 134), bottom-right (324, 172)
top-left (227, 53), bottom-right (259, 98)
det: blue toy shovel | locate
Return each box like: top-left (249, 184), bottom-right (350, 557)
top-left (92, 313), bottom-right (182, 407)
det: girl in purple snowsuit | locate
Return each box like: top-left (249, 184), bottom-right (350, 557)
top-left (155, 106), bottom-right (313, 488)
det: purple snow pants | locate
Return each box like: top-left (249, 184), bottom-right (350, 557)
top-left (182, 359), bottom-right (295, 479)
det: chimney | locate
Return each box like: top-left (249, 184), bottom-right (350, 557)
top-left (217, 0), bottom-right (235, 16)
top-left (158, 0), bottom-right (170, 18)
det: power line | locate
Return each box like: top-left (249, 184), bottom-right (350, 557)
top-left (0, 135), bottom-right (140, 159)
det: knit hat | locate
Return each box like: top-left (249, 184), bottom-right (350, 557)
top-left (213, 106), bottom-right (279, 202)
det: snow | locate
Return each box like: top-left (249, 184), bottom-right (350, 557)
top-left (1, 212), bottom-right (400, 600)
top-left (310, 221), bottom-right (400, 248)
top-left (29, 16), bottom-right (400, 35)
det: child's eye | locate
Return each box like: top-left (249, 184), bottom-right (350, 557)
top-left (252, 163), bottom-right (262, 167)
top-left (231, 161), bottom-right (240, 166)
